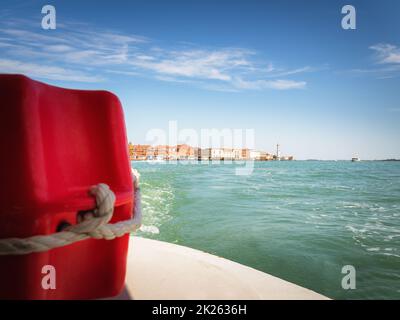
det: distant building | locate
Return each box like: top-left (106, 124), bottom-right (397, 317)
top-left (153, 145), bottom-right (177, 160)
top-left (210, 148), bottom-right (223, 160)
top-left (241, 148), bottom-right (251, 160)
top-left (259, 151), bottom-right (273, 161)
top-left (222, 148), bottom-right (234, 160)
top-left (232, 149), bottom-right (242, 160)
top-left (199, 148), bottom-right (212, 160)
top-left (128, 142), bottom-right (134, 159)
top-left (203, 148), bottom-right (237, 160)
top-left (176, 144), bottom-right (196, 160)
top-left (249, 150), bottom-right (261, 160)
top-left (129, 143), bottom-right (151, 160)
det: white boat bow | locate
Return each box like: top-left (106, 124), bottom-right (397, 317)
top-left (109, 236), bottom-right (329, 300)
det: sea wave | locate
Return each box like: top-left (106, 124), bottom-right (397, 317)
top-left (139, 225), bottom-right (160, 234)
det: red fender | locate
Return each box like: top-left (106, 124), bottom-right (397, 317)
top-left (0, 74), bottom-right (134, 299)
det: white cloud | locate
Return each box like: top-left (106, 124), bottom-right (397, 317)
top-left (0, 59), bottom-right (104, 82)
top-left (2, 29), bottom-right (68, 44)
top-left (232, 77), bottom-right (306, 90)
top-left (129, 49), bottom-right (248, 81)
top-left (265, 66), bottom-right (313, 78)
top-left (370, 44), bottom-right (400, 64)
top-left (264, 79), bottom-right (306, 90)
top-left (348, 44), bottom-right (400, 79)
top-left (47, 44), bottom-right (74, 53)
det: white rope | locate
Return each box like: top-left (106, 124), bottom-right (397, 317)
top-left (0, 169), bottom-right (142, 256)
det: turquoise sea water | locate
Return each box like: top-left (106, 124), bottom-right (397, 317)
top-left (132, 160), bottom-right (400, 299)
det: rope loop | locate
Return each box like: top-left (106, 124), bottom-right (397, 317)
top-left (0, 169), bottom-right (142, 255)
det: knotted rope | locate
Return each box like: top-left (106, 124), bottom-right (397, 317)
top-left (0, 169), bottom-right (142, 255)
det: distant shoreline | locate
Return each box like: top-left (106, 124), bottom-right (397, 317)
top-left (130, 159), bottom-right (400, 162)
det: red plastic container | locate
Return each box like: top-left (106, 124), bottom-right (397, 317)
top-left (0, 74), bottom-right (134, 299)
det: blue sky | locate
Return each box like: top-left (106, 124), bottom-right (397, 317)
top-left (0, 0), bottom-right (399, 159)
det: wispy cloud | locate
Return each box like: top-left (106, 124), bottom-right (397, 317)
top-left (128, 49), bottom-right (245, 81)
top-left (231, 77), bottom-right (306, 90)
top-left (0, 59), bottom-right (104, 82)
top-left (370, 44), bottom-right (400, 64)
top-left (349, 43), bottom-right (400, 79)
top-left (264, 66), bottom-right (314, 78)
top-left (0, 19), bottom-right (311, 90)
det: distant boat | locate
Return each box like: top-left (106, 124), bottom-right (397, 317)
top-left (351, 157), bottom-right (360, 162)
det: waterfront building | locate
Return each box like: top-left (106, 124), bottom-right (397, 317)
top-left (128, 142), bottom-right (134, 160)
top-left (222, 148), bottom-right (234, 160)
top-left (241, 148), bottom-right (250, 160)
top-left (259, 152), bottom-right (273, 161)
top-left (176, 144), bottom-right (196, 160)
top-left (281, 156), bottom-right (294, 161)
top-left (210, 148), bottom-right (224, 160)
top-left (249, 150), bottom-right (261, 160)
top-left (199, 148), bottom-right (211, 160)
top-left (232, 149), bottom-right (242, 160)
top-left (193, 147), bottom-right (201, 160)
top-left (154, 145), bottom-right (177, 160)
top-left (129, 143), bottom-right (151, 160)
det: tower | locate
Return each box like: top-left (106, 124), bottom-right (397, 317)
top-left (276, 144), bottom-right (280, 159)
